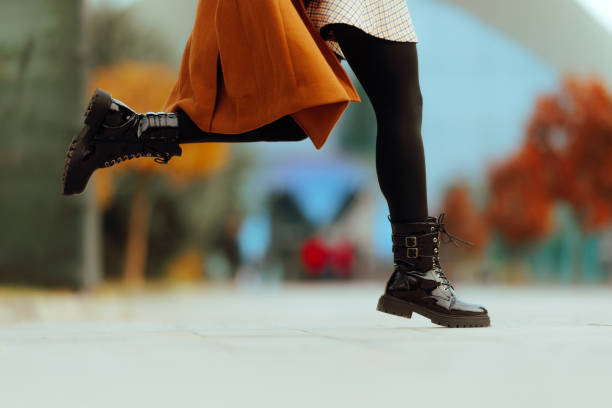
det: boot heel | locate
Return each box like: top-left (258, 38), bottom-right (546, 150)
top-left (84, 88), bottom-right (112, 128)
top-left (376, 294), bottom-right (413, 319)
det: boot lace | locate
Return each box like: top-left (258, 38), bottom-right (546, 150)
top-left (431, 213), bottom-right (474, 288)
top-left (101, 114), bottom-right (174, 167)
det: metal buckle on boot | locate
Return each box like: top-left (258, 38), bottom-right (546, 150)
top-left (404, 236), bottom-right (417, 247)
top-left (406, 247), bottom-right (419, 258)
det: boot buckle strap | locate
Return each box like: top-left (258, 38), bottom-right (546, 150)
top-left (406, 247), bottom-right (419, 258)
top-left (404, 236), bottom-right (417, 247)
top-left (391, 235), bottom-right (419, 247)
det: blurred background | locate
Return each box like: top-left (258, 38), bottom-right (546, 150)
top-left (2, 0), bottom-right (612, 290)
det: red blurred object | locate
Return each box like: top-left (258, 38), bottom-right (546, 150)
top-left (300, 237), bottom-right (328, 276)
top-left (329, 241), bottom-right (355, 278)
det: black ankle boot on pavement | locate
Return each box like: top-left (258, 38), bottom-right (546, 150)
top-left (377, 213), bottom-right (490, 328)
top-left (62, 88), bottom-right (182, 195)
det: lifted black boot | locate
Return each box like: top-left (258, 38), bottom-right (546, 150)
top-left (377, 213), bottom-right (490, 328)
top-left (62, 88), bottom-right (182, 195)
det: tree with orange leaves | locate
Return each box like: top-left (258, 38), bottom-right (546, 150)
top-left (91, 61), bottom-right (230, 285)
top-left (487, 76), bottom-right (612, 246)
top-left (441, 182), bottom-right (489, 250)
top-left (527, 76), bottom-right (612, 230)
top-left (487, 138), bottom-right (556, 246)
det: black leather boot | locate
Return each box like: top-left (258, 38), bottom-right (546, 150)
top-left (62, 88), bottom-right (182, 195)
top-left (377, 213), bottom-right (490, 327)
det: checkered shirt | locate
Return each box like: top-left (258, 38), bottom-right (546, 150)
top-left (304, 0), bottom-right (418, 61)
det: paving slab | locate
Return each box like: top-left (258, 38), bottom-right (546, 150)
top-left (0, 283), bottom-right (610, 407)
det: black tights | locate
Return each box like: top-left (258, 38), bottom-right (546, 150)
top-left (177, 111), bottom-right (309, 143)
top-left (178, 23), bottom-right (428, 222)
top-left (333, 24), bottom-right (428, 222)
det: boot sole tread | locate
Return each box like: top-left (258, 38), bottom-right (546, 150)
top-left (376, 294), bottom-right (490, 328)
top-left (61, 89), bottom-right (112, 195)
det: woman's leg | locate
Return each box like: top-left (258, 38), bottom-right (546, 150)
top-left (62, 90), bottom-right (307, 195)
top-left (176, 111), bottom-right (308, 143)
top-left (331, 24), bottom-right (428, 223)
top-left (330, 25), bottom-right (490, 327)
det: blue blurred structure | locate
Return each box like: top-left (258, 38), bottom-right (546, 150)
top-left (411, 0), bottom-right (558, 204)
top-left (252, 157), bottom-right (368, 226)
top-left (238, 153), bottom-right (371, 267)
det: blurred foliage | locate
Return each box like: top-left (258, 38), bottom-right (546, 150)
top-left (100, 150), bottom-right (250, 282)
top-left (441, 76), bottom-right (612, 282)
top-left (437, 183), bottom-right (489, 280)
top-left (442, 182), bottom-right (489, 250)
top-left (487, 138), bottom-right (556, 245)
top-left (487, 76), bottom-right (612, 245)
top-left (166, 248), bottom-right (205, 282)
top-left (527, 77), bottom-right (612, 229)
top-left (0, 0), bottom-right (85, 287)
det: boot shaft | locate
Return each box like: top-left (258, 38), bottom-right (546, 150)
top-left (95, 98), bottom-right (180, 145)
top-left (388, 213), bottom-right (474, 271)
top-left (389, 215), bottom-right (440, 271)
top-left (94, 96), bottom-right (182, 165)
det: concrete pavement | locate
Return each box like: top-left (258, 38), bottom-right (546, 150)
top-left (0, 283), bottom-right (611, 407)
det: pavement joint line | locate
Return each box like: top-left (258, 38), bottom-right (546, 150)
top-left (294, 328), bottom-right (379, 348)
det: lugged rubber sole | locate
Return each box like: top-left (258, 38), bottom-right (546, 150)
top-left (61, 89), bottom-right (112, 195)
top-left (376, 294), bottom-right (490, 328)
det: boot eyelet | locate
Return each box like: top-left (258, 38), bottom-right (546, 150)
top-left (104, 161), bottom-right (109, 167)
top-left (123, 155), bottom-right (129, 161)
top-left (433, 237), bottom-right (438, 243)
top-left (430, 226), bottom-right (435, 232)
top-left (110, 159), bottom-right (116, 165)
top-left (434, 248), bottom-right (439, 253)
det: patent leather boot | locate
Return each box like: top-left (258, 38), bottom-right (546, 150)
top-left (377, 213), bottom-right (490, 328)
top-left (62, 88), bottom-right (182, 195)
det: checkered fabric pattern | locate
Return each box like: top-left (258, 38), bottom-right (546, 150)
top-left (304, 0), bottom-right (418, 61)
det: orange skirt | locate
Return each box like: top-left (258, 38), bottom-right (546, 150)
top-left (162, 0), bottom-right (361, 150)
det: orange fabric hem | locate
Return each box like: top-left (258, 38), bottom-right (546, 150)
top-left (162, 0), bottom-right (361, 150)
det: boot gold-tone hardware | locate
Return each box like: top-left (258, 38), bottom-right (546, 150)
top-left (404, 236), bottom-right (417, 247)
top-left (406, 247), bottom-right (419, 258)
